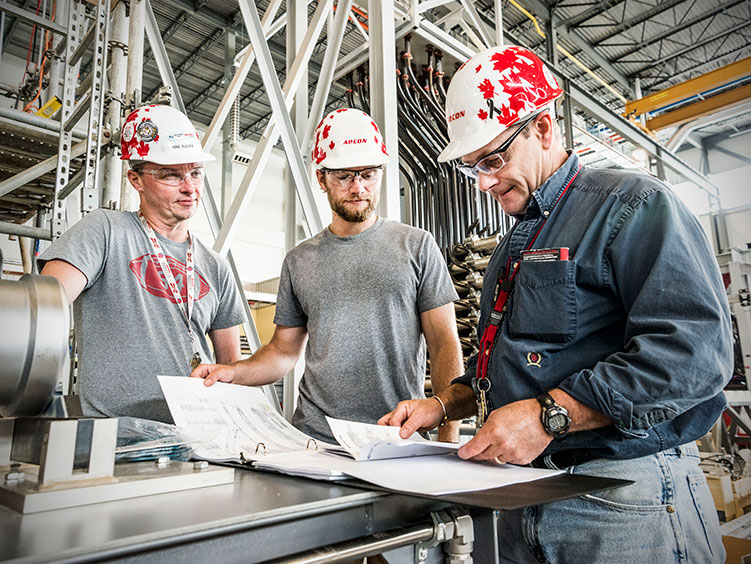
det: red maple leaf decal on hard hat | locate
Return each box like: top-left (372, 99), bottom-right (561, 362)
top-left (478, 109), bottom-right (488, 120)
top-left (478, 78), bottom-right (495, 99)
top-left (329, 141), bottom-right (335, 150)
top-left (475, 64), bottom-right (482, 73)
top-left (323, 124), bottom-right (331, 139)
top-left (136, 141), bottom-right (150, 157)
top-left (490, 50), bottom-right (520, 73)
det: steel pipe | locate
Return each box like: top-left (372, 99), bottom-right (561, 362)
top-left (0, 274), bottom-right (68, 416)
top-left (269, 522), bottom-right (435, 564)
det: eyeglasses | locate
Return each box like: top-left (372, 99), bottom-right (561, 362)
top-left (322, 166), bottom-right (383, 188)
top-left (456, 115), bottom-right (536, 179)
top-left (136, 167), bottom-right (205, 186)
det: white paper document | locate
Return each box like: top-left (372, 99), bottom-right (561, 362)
top-left (326, 417), bottom-right (460, 461)
top-left (342, 455), bottom-right (561, 495)
top-left (158, 376), bottom-right (338, 463)
top-left (158, 376), bottom-right (563, 495)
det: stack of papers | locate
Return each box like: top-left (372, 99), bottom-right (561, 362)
top-left (158, 376), bottom-right (562, 496)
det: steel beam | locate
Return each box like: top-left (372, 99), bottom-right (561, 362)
top-left (646, 84), bottom-right (751, 131)
top-left (710, 145), bottom-right (751, 166)
top-left (624, 21), bottom-right (751, 76)
top-left (212, 0), bottom-right (328, 255)
top-left (0, 0), bottom-right (66, 35)
top-left (222, 28), bottom-right (236, 218)
top-left (0, 222), bottom-right (52, 240)
top-left (494, 0), bottom-right (504, 45)
top-left (102, 0), bottom-right (128, 208)
top-left (564, 77), bottom-right (720, 199)
top-left (556, 0), bottom-right (623, 29)
top-left (625, 58), bottom-right (751, 117)
top-left (122, 0), bottom-right (145, 210)
top-left (591, 0), bottom-right (686, 46)
top-left (369, 0), bottom-right (400, 221)
top-left (459, 0), bottom-right (493, 50)
top-left (609, 0), bottom-right (746, 62)
top-left (283, 0), bottom-right (309, 424)
top-left (53, 0), bottom-right (84, 239)
top-left (80, 0), bottom-right (109, 216)
top-left (201, 0), bottom-right (283, 152)
top-left (302, 0), bottom-right (355, 153)
top-left (0, 141), bottom-right (86, 198)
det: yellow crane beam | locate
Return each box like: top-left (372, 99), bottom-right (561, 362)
top-left (645, 84), bottom-right (751, 131)
top-left (626, 58), bottom-right (751, 118)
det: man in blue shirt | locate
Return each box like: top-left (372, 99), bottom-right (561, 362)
top-left (380, 45), bottom-right (732, 562)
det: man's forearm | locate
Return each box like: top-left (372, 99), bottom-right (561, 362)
top-left (430, 348), bottom-right (464, 441)
top-left (230, 342), bottom-right (299, 386)
top-left (438, 383), bottom-right (477, 422)
top-left (549, 388), bottom-right (612, 431)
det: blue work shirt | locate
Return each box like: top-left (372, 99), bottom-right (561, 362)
top-left (456, 152), bottom-right (733, 460)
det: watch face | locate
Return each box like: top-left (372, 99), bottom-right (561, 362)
top-left (548, 413), bottom-right (569, 431)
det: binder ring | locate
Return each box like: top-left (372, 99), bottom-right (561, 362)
top-left (255, 442), bottom-right (267, 455)
top-left (306, 438), bottom-right (318, 451)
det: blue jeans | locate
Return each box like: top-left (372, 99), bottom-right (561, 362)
top-left (498, 443), bottom-right (724, 563)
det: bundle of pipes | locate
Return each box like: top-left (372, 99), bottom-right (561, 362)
top-left (344, 38), bottom-right (511, 258)
top-left (449, 233), bottom-right (500, 362)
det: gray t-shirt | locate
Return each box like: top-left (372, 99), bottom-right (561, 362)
top-left (275, 217), bottom-right (458, 442)
top-left (38, 209), bottom-right (246, 422)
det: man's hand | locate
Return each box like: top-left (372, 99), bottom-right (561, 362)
top-left (190, 363), bottom-right (237, 387)
top-left (377, 398), bottom-right (445, 439)
top-left (458, 398), bottom-right (551, 465)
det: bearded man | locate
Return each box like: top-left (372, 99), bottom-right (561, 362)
top-left (191, 109), bottom-right (462, 444)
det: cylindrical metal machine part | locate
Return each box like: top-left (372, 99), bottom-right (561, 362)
top-left (464, 234), bottom-right (501, 253)
top-left (269, 521), bottom-right (435, 564)
top-left (0, 274), bottom-right (69, 417)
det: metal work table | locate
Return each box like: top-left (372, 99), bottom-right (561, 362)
top-left (0, 465), bottom-right (628, 563)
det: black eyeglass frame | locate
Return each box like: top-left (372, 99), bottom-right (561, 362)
top-left (456, 113), bottom-right (539, 179)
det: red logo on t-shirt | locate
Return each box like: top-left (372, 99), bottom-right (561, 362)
top-left (129, 254), bottom-right (210, 303)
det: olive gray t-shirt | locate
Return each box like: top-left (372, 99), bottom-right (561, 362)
top-left (275, 217), bottom-right (458, 442)
top-left (38, 209), bottom-right (246, 422)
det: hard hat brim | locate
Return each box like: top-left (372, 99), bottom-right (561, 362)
top-left (122, 148), bottom-right (216, 165)
top-left (437, 127), bottom-right (506, 163)
top-left (317, 152), bottom-right (390, 169)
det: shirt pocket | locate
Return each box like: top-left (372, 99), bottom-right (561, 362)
top-left (509, 259), bottom-right (577, 343)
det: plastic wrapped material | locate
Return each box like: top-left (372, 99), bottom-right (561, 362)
top-left (115, 417), bottom-right (204, 462)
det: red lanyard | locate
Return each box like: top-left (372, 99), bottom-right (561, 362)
top-left (476, 164), bottom-right (581, 384)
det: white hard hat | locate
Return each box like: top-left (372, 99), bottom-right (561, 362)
top-left (438, 45), bottom-right (563, 162)
top-left (120, 104), bottom-right (215, 165)
top-left (312, 108), bottom-right (390, 169)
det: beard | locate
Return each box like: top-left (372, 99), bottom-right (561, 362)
top-left (327, 191), bottom-right (378, 223)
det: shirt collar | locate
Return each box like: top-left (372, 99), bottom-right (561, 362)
top-left (522, 151), bottom-right (580, 221)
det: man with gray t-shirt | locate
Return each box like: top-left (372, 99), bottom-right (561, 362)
top-left (39, 105), bottom-right (245, 422)
top-left (192, 109), bottom-right (462, 443)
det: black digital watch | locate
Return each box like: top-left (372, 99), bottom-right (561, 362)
top-left (536, 392), bottom-right (571, 440)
